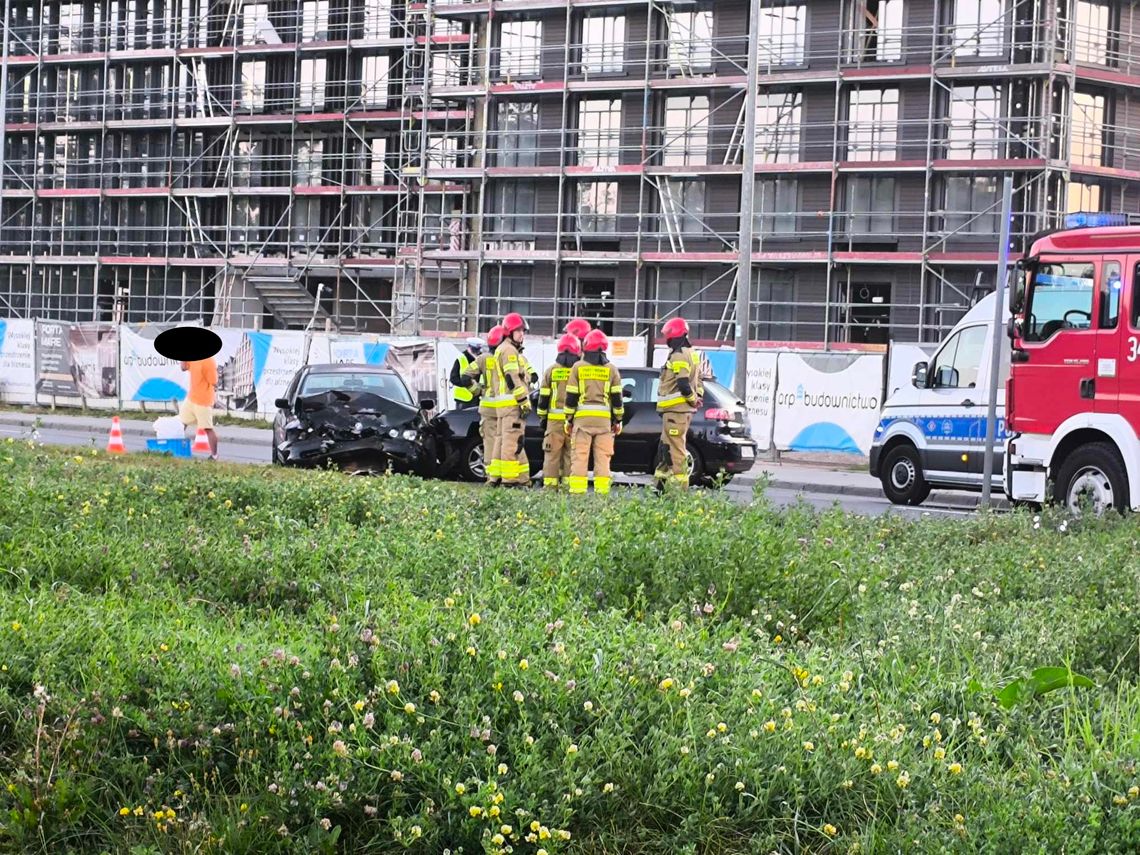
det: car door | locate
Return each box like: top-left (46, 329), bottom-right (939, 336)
top-left (922, 323), bottom-right (987, 485)
top-left (611, 370), bottom-right (657, 471)
top-left (1014, 256), bottom-right (1100, 436)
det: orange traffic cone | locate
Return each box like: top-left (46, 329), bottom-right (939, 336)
top-left (191, 428), bottom-right (212, 456)
top-left (106, 416), bottom-right (126, 454)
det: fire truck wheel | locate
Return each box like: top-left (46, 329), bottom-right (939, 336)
top-left (1052, 442), bottom-right (1128, 516)
top-left (879, 444), bottom-right (931, 506)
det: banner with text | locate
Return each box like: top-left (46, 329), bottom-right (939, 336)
top-left (35, 321), bottom-right (119, 401)
top-left (772, 353), bottom-right (884, 455)
top-left (0, 319), bottom-right (36, 404)
top-left (119, 325), bottom-right (247, 405)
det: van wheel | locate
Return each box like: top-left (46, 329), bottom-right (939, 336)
top-left (880, 444), bottom-right (931, 506)
top-left (1052, 442), bottom-right (1128, 516)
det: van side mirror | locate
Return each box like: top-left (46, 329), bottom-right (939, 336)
top-left (911, 361), bottom-right (928, 389)
top-left (419, 398), bottom-right (436, 412)
top-left (274, 397), bottom-right (289, 410)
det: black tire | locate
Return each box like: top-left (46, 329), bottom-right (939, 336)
top-left (686, 443), bottom-right (706, 487)
top-left (1051, 442), bottom-right (1128, 516)
top-left (879, 444), bottom-right (931, 506)
top-left (459, 435), bottom-right (486, 482)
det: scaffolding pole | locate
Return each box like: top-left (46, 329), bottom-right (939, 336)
top-left (734, 0), bottom-right (761, 400)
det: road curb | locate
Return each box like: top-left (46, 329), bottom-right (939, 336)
top-left (0, 414), bottom-right (268, 448)
top-left (762, 479), bottom-right (883, 499)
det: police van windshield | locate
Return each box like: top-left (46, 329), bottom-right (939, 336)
top-left (1022, 262), bottom-right (1094, 342)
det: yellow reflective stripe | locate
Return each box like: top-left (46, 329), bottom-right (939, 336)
top-left (566, 385), bottom-right (580, 393)
top-left (540, 386), bottom-right (551, 394)
top-left (484, 398), bottom-right (520, 409)
top-left (669, 361), bottom-right (690, 373)
top-left (546, 413), bottom-right (566, 421)
top-left (575, 408), bottom-right (612, 418)
top-left (608, 385), bottom-right (623, 393)
top-left (657, 395), bottom-right (690, 407)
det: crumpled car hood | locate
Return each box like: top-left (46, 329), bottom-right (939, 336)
top-left (279, 389), bottom-right (434, 475)
top-left (293, 389), bottom-right (419, 439)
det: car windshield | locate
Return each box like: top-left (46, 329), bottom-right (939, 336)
top-left (299, 371), bottom-right (414, 404)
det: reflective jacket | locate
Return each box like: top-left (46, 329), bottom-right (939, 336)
top-left (657, 347), bottom-right (703, 414)
top-left (452, 352), bottom-right (475, 403)
top-left (565, 355), bottom-right (624, 426)
top-left (538, 353), bottom-right (577, 422)
top-left (494, 339), bottom-right (531, 409)
top-left (463, 352), bottom-right (512, 413)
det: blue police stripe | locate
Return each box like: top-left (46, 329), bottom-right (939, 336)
top-left (874, 415), bottom-right (1008, 442)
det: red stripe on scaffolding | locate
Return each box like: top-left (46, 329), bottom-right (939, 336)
top-left (930, 158), bottom-right (1047, 171)
top-left (564, 164), bottom-right (643, 176)
top-left (842, 64), bottom-right (932, 79)
top-left (1068, 162), bottom-right (1140, 182)
top-left (753, 161), bottom-right (834, 174)
top-left (415, 34), bottom-right (473, 45)
top-left (1065, 64), bottom-right (1140, 89)
top-left (837, 160), bottom-right (927, 172)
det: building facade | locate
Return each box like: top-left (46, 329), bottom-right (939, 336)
top-left (0, 0), bottom-right (1137, 343)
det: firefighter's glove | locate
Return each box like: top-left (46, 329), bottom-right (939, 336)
top-left (518, 398), bottom-right (532, 417)
top-left (563, 420), bottom-right (573, 437)
top-left (540, 418), bottom-right (548, 433)
top-left (612, 421), bottom-right (622, 436)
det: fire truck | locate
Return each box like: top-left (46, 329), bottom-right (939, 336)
top-left (1005, 212), bottom-right (1140, 514)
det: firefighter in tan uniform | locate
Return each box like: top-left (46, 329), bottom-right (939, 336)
top-left (654, 316), bottom-right (703, 490)
top-left (494, 312), bottom-right (534, 487)
top-left (458, 324), bottom-right (509, 485)
top-left (564, 330), bottom-right (624, 495)
top-left (537, 333), bottom-right (582, 488)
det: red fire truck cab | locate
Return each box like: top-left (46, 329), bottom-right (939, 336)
top-left (1005, 213), bottom-right (1140, 514)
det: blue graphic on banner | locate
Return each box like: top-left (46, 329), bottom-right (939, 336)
top-left (789, 422), bottom-right (862, 455)
top-left (247, 332), bottom-right (272, 385)
top-left (0, 320), bottom-right (7, 355)
top-left (704, 351), bottom-right (735, 387)
top-left (363, 343), bottom-right (389, 365)
top-left (134, 377), bottom-right (187, 402)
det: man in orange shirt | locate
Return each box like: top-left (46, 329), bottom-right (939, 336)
top-left (178, 357), bottom-right (219, 459)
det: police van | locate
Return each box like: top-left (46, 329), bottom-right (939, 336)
top-left (869, 292), bottom-right (1010, 505)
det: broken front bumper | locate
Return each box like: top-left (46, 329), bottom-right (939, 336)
top-left (279, 434), bottom-right (435, 476)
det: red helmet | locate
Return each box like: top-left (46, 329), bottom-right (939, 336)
top-left (502, 312), bottom-right (529, 335)
top-left (564, 318), bottom-right (591, 339)
top-left (486, 325), bottom-right (505, 348)
top-left (582, 329), bottom-right (609, 352)
top-left (661, 317), bottom-right (690, 339)
top-left (556, 333), bottom-right (582, 356)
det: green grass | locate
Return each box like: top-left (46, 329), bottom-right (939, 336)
top-left (1, 441), bottom-right (1139, 853)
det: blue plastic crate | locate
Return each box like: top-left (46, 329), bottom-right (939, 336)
top-left (146, 438), bottom-right (192, 458)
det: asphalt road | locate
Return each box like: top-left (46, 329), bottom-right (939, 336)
top-left (0, 421), bottom-right (976, 519)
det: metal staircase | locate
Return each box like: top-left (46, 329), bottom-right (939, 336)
top-left (247, 274), bottom-right (335, 330)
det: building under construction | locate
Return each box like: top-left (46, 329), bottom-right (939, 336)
top-left (0, 0), bottom-right (1136, 342)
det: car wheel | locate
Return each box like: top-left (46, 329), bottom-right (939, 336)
top-left (879, 444), bottom-right (931, 506)
top-left (1052, 442), bottom-right (1128, 516)
top-left (685, 443), bottom-right (706, 487)
top-left (460, 435), bottom-right (486, 482)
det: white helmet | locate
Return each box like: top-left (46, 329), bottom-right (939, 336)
top-left (465, 336), bottom-right (485, 352)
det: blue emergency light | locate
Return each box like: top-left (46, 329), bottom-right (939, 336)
top-left (1063, 212), bottom-right (1140, 229)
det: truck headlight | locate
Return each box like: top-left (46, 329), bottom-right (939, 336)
top-left (388, 428), bottom-right (399, 438)
top-left (401, 429), bottom-right (419, 442)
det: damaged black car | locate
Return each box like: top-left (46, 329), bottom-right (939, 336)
top-left (271, 364), bottom-right (438, 476)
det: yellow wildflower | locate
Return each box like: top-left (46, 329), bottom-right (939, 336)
top-left (468, 613), bottom-right (481, 626)
top-left (455, 784), bottom-right (466, 795)
top-left (659, 678), bottom-right (674, 691)
top-left (948, 762), bottom-right (963, 775)
top-left (119, 807), bottom-right (131, 816)
top-left (518, 658), bottom-right (528, 670)
top-left (823, 823), bottom-right (837, 837)
top-left (404, 702), bottom-right (416, 715)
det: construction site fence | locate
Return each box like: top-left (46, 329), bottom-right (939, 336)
top-left (0, 316), bottom-right (957, 456)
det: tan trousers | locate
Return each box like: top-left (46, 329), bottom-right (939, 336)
top-left (569, 419), bottom-right (614, 495)
top-left (480, 410), bottom-right (503, 484)
top-left (542, 421), bottom-right (572, 487)
top-left (655, 411), bottom-right (692, 488)
top-left (497, 411), bottom-right (531, 485)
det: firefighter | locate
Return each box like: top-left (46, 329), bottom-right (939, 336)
top-left (450, 337), bottom-right (486, 409)
top-left (495, 312), bottom-right (534, 487)
top-left (564, 317), bottom-right (591, 344)
top-left (537, 333), bottom-right (581, 488)
top-left (564, 329), bottom-right (624, 495)
top-left (654, 316), bottom-right (703, 491)
top-left (458, 324), bottom-right (507, 485)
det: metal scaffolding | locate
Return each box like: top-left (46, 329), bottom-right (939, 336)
top-left (0, 0), bottom-right (1138, 343)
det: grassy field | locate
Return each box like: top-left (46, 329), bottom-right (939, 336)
top-left (1, 441), bottom-right (1139, 854)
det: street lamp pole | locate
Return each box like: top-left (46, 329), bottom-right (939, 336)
top-left (733, 0), bottom-right (762, 400)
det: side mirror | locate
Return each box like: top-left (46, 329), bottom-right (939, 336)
top-left (1006, 316), bottom-right (1019, 341)
top-left (419, 398), bottom-right (436, 411)
top-left (911, 361), bottom-right (928, 389)
top-left (622, 387), bottom-right (633, 400)
top-left (274, 397), bottom-right (289, 410)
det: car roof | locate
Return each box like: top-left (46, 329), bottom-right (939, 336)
top-left (302, 363), bottom-right (397, 374)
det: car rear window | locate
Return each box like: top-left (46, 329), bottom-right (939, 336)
top-left (300, 372), bottom-right (413, 404)
top-left (701, 380), bottom-right (739, 406)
